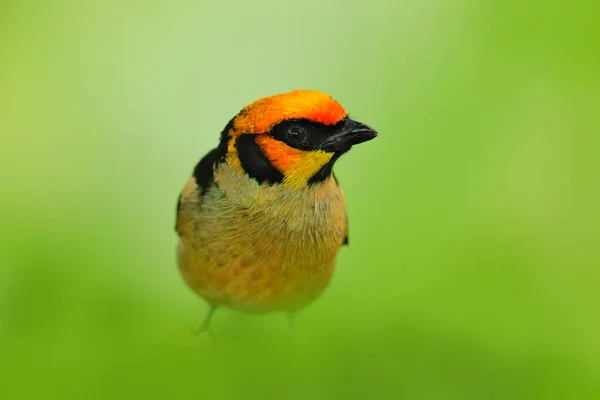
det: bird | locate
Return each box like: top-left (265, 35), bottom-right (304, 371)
top-left (175, 89), bottom-right (377, 332)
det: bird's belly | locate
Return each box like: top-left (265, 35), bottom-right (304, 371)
top-left (178, 236), bottom-right (340, 313)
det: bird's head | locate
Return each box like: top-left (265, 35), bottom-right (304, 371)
top-left (218, 90), bottom-right (377, 188)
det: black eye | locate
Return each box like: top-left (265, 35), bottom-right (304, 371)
top-left (286, 126), bottom-right (307, 145)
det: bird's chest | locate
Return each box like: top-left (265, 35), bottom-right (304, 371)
top-left (199, 178), bottom-right (347, 268)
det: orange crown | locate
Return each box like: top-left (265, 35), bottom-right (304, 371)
top-left (232, 90), bottom-right (347, 135)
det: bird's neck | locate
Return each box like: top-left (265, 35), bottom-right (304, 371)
top-left (213, 160), bottom-right (341, 210)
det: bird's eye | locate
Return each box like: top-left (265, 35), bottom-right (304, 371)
top-left (286, 126), bottom-right (307, 145)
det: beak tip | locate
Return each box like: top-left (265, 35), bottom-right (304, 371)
top-left (321, 119), bottom-right (378, 152)
top-left (355, 121), bottom-right (377, 138)
top-left (359, 126), bottom-right (378, 141)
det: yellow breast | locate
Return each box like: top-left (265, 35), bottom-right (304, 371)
top-left (176, 163), bottom-right (347, 313)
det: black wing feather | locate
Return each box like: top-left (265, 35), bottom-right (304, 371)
top-left (175, 148), bottom-right (221, 232)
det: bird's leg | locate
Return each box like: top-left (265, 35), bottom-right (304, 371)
top-left (286, 312), bottom-right (297, 344)
top-left (197, 305), bottom-right (217, 335)
top-left (287, 312), bottom-right (295, 330)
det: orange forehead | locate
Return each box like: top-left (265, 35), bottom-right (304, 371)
top-left (232, 90), bottom-right (347, 135)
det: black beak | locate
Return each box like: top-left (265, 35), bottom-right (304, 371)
top-left (321, 118), bottom-right (378, 153)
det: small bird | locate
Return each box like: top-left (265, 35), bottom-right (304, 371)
top-left (175, 90), bottom-right (377, 332)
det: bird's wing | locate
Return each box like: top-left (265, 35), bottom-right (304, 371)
top-left (175, 148), bottom-right (220, 235)
top-left (343, 209), bottom-right (349, 246)
top-left (332, 173), bottom-right (349, 246)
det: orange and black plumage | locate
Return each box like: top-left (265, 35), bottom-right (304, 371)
top-left (175, 90), bottom-right (377, 330)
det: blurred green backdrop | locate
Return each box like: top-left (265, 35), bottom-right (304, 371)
top-left (1, 0), bottom-right (599, 398)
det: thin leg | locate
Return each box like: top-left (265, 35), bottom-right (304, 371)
top-left (197, 305), bottom-right (217, 335)
top-left (286, 312), bottom-right (296, 343)
top-left (287, 312), bottom-right (295, 330)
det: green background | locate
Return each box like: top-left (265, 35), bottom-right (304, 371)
top-left (1, 1), bottom-right (599, 398)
